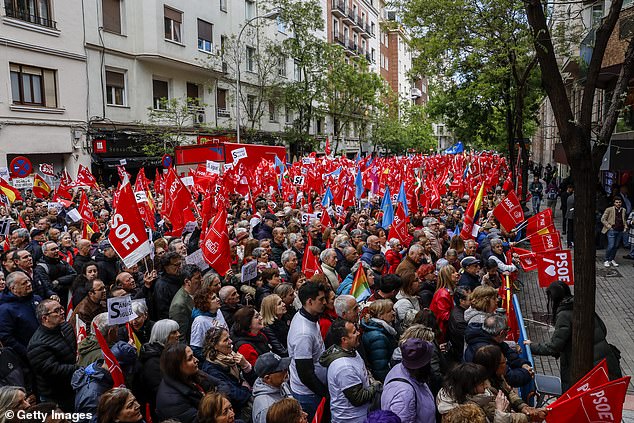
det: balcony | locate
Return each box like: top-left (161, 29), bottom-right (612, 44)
top-left (331, 0), bottom-right (347, 18)
top-left (347, 10), bottom-right (360, 27)
top-left (217, 108), bottom-right (231, 118)
top-left (365, 52), bottom-right (372, 62)
top-left (347, 40), bottom-right (359, 55)
top-left (351, 13), bottom-right (363, 30)
top-left (4, 4), bottom-right (57, 29)
top-left (332, 31), bottom-right (346, 47)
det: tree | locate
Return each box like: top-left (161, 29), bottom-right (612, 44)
top-left (399, 0), bottom-right (542, 200)
top-left (321, 48), bottom-right (386, 153)
top-left (525, 0), bottom-right (634, 381)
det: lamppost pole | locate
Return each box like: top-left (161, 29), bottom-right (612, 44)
top-left (235, 10), bottom-right (279, 144)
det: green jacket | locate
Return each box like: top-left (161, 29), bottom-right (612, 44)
top-left (169, 287), bottom-right (193, 343)
top-left (77, 336), bottom-right (102, 367)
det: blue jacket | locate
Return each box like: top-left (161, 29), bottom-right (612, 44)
top-left (360, 245), bottom-right (382, 265)
top-left (201, 360), bottom-right (253, 409)
top-left (0, 292), bottom-right (41, 357)
top-left (336, 272), bottom-right (354, 296)
top-left (71, 360), bottom-right (113, 423)
top-left (361, 319), bottom-right (398, 381)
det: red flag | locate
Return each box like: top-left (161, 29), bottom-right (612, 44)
top-left (301, 234), bottom-right (323, 279)
top-left (145, 403), bottom-right (153, 423)
top-left (320, 210), bottom-right (333, 229)
top-left (154, 168), bottom-right (164, 193)
top-left (73, 164), bottom-right (99, 189)
top-left (18, 215), bottom-right (27, 229)
top-left (32, 173), bottom-right (51, 199)
top-left (312, 397), bottom-right (327, 423)
top-left (134, 177), bottom-right (156, 231)
top-left (0, 178), bottom-right (22, 203)
top-left (529, 231), bottom-right (561, 253)
top-left (554, 359), bottom-right (610, 404)
top-left (388, 204), bottom-right (410, 247)
top-left (108, 182), bottom-right (152, 268)
top-left (526, 208), bottom-right (554, 236)
top-left (511, 247), bottom-right (538, 271)
top-left (460, 183), bottom-right (485, 240)
top-left (162, 168), bottom-right (194, 237)
top-left (492, 191), bottom-right (524, 231)
top-left (502, 175), bottom-right (515, 193)
top-left (201, 207), bottom-right (231, 276)
top-left (92, 323), bottom-right (125, 387)
top-left (535, 249), bottom-right (573, 287)
top-left (75, 316), bottom-right (87, 344)
top-left (78, 191), bottom-right (97, 224)
top-left (324, 137), bottom-right (331, 156)
top-left (545, 376), bottom-right (630, 423)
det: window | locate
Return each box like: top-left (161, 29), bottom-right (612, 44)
top-left (187, 82), bottom-right (200, 108)
top-left (371, 48), bottom-right (376, 63)
top-left (316, 118), bottom-right (323, 134)
top-left (592, 3), bottom-right (603, 27)
top-left (245, 0), bottom-right (255, 20)
top-left (361, 39), bottom-right (366, 54)
top-left (10, 63), bottom-right (57, 107)
top-left (197, 19), bottom-right (213, 52)
top-left (353, 33), bottom-right (358, 50)
top-left (220, 0), bottom-right (227, 12)
top-left (385, 56), bottom-right (389, 70)
top-left (269, 101), bottom-right (276, 122)
top-left (4, 0), bottom-right (55, 28)
top-left (294, 61), bottom-right (302, 81)
top-left (217, 88), bottom-right (229, 117)
top-left (277, 16), bottom-right (287, 33)
top-left (370, 22), bottom-right (375, 35)
top-left (247, 95), bottom-right (256, 118)
top-left (333, 18), bottom-right (339, 37)
top-left (152, 79), bottom-right (168, 109)
top-left (106, 70), bottom-right (125, 106)
top-left (246, 46), bottom-right (256, 72)
top-left (343, 27), bottom-right (349, 44)
top-left (278, 55), bottom-right (287, 77)
top-left (164, 6), bottom-right (182, 43)
top-left (285, 108), bottom-right (292, 124)
top-left (102, 0), bottom-right (121, 33)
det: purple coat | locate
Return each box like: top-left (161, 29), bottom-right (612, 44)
top-left (381, 363), bottom-right (436, 423)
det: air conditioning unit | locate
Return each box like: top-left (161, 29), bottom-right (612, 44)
top-left (194, 111), bottom-right (205, 126)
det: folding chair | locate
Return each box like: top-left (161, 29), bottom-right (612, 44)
top-left (533, 373), bottom-right (562, 407)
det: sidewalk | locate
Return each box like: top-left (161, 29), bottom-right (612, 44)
top-left (515, 206), bottom-right (634, 420)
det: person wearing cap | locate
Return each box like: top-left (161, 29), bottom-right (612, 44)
top-left (256, 213), bottom-right (277, 241)
top-left (71, 341), bottom-right (138, 422)
top-left (381, 338), bottom-right (436, 423)
top-left (458, 256), bottom-right (481, 291)
top-left (94, 239), bottom-right (119, 286)
top-left (33, 240), bottom-right (77, 306)
top-left (320, 319), bottom-right (381, 423)
top-left (252, 352), bottom-right (292, 423)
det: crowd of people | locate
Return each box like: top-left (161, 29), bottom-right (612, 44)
top-left (0, 168), bottom-right (622, 423)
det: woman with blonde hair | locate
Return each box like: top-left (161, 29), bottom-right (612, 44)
top-left (260, 294), bottom-right (289, 356)
top-left (464, 285), bottom-right (499, 327)
top-left (429, 264), bottom-right (460, 343)
top-left (361, 299), bottom-right (398, 381)
top-left (0, 386), bottom-right (29, 423)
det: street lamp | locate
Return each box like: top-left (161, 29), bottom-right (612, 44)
top-left (235, 10), bottom-right (280, 144)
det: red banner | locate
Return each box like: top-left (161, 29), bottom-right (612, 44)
top-left (388, 204), bottom-right (410, 247)
top-left (108, 183), bottom-right (151, 268)
top-left (554, 359), bottom-right (610, 404)
top-left (201, 207), bottom-right (231, 276)
top-left (529, 231), bottom-right (561, 253)
top-left (546, 376), bottom-right (630, 423)
top-left (93, 323), bottom-right (125, 387)
top-left (526, 208), bottom-right (554, 236)
top-left (493, 191), bottom-right (524, 231)
top-left (535, 249), bottom-right (574, 287)
top-left (78, 191), bottom-right (96, 224)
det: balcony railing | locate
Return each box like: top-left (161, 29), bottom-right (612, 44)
top-left (4, 4), bottom-right (57, 29)
top-left (217, 108), bottom-right (231, 118)
top-left (332, 31), bottom-right (346, 47)
top-left (331, 0), bottom-right (347, 17)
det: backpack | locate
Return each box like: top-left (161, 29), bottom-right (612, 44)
top-left (369, 377), bottom-right (418, 412)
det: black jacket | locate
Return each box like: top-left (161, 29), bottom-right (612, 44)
top-left (34, 255), bottom-right (77, 295)
top-left (458, 272), bottom-right (480, 291)
top-left (137, 342), bottom-right (164, 420)
top-left (73, 253), bottom-right (93, 274)
top-left (94, 252), bottom-right (120, 286)
top-left (153, 273), bottom-right (183, 320)
top-left (262, 319), bottom-right (289, 357)
top-left (27, 322), bottom-right (78, 411)
top-left (447, 305), bottom-right (467, 364)
top-left (156, 374), bottom-right (214, 423)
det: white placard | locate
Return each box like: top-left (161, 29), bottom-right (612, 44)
top-left (0, 167), bottom-right (9, 181)
top-left (241, 260), bottom-right (258, 282)
top-left (223, 163), bottom-right (234, 171)
top-left (0, 219), bottom-right (10, 236)
top-left (10, 177), bottom-right (33, 189)
top-left (302, 157), bottom-right (315, 164)
top-left (231, 147), bottom-right (248, 164)
top-left (134, 191), bottom-right (148, 203)
top-left (119, 159), bottom-right (127, 165)
top-left (206, 160), bottom-right (221, 174)
top-left (107, 295), bottom-right (138, 325)
top-left (180, 176), bottom-right (194, 186)
top-left (293, 175), bottom-right (305, 186)
top-left (184, 221), bottom-right (198, 233)
top-left (39, 163), bottom-right (55, 176)
top-left (67, 208), bottom-right (82, 222)
top-left (185, 248), bottom-right (210, 271)
top-left (48, 202), bottom-right (63, 213)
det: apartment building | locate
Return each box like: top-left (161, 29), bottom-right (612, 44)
top-left (0, 0), bottom-right (90, 179)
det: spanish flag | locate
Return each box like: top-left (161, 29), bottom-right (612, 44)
top-left (460, 182), bottom-right (485, 240)
top-left (0, 178), bottom-right (22, 203)
top-left (32, 173), bottom-right (51, 199)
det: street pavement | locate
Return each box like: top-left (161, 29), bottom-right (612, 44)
top-left (516, 206), bottom-right (634, 420)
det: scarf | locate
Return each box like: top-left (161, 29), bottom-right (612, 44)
top-left (369, 317), bottom-right (398, 336)
top-left (211, 352), bottom-right (241, 380)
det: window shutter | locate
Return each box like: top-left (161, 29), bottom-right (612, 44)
top-left (102, 0), bottom-right (121, 33)
top-left (164, 7), bottom-right (182, 23)
top-left (106, 71), bottom-right (125, 88)
top-left (197, 19), bottom-right (212, 42)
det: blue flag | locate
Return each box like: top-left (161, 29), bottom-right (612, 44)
top-left (355, 168), bottom-right (363, 199)
top-left (380, 186), bottom-right (392, 213)
top-left (444, 141), bottom-right (464, 155)
top-left (397, 181), bottom-right (408, 216)
top-left (322, 187), bottom-right (334, 207)
top-left (381, 202), bottom-right (394, 228)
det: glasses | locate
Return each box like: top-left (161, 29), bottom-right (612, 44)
top-left (44, 306), bottom-right (65, 316)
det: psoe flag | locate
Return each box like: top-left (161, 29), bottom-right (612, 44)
top-left (108, 182), bottom-right (151, 268)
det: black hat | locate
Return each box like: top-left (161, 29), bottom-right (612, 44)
top-left (263, 213), bottom-right (278, 222)
top-left (460, 256), bottom-right (481, 268)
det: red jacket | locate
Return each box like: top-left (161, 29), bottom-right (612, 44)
top-left (430, 288), bottom-right (454, 344)
top-left (385, 249), bottom-right (402, 274)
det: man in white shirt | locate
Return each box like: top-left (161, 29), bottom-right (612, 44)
top-left (287, 281), bottom-right (328, 421)
top-left (320, 319), bottom-right (381, 423)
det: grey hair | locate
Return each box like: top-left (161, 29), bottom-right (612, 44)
top-left (281, 250), bottom-right (297, 265)
top-left (148, 319), bottom-right (180, 345)
top-left (333, 234), bottom-right (350, 249)
top-left (388, 238), bottom-right (401, 248)
top-left (12, 228), bottom-right (29, 240)
top-left (490, 238), bottom-right (503, 248)
top-left (91, 312), bottom-right (118, 335)
top-left (35, 299), bottom-right (57, 322)
top-left (482, 314), bottom-right (508, 336)
top-left (288, 232), bottom-right (301, 245)
top-left (334, 295), bottom-right (356, 318)
top-left (445, 248), bottom-right (457, 258)
top-left (408, 244), bottom-right (423, 256)
top-left (252, 247), bottom-right (265, 259)
top-left (41, 241), bottom-right (57, 253)
top-left (422, 217), bottom-right (438, 227)
top-left (131, 300), bottom-right (148, 316)
top-left (350, 260), bottom-right (372, 275)
top-left (5, 271), bottom-right (27, 289)
top-left (219, 285), bottom-right (236, 302)
top-left (273, 283), bottom-right (294, 298)
top-left (350, 229), bottom-right (363, 238)
top-left (319, 248), bottom-right (336, 262)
